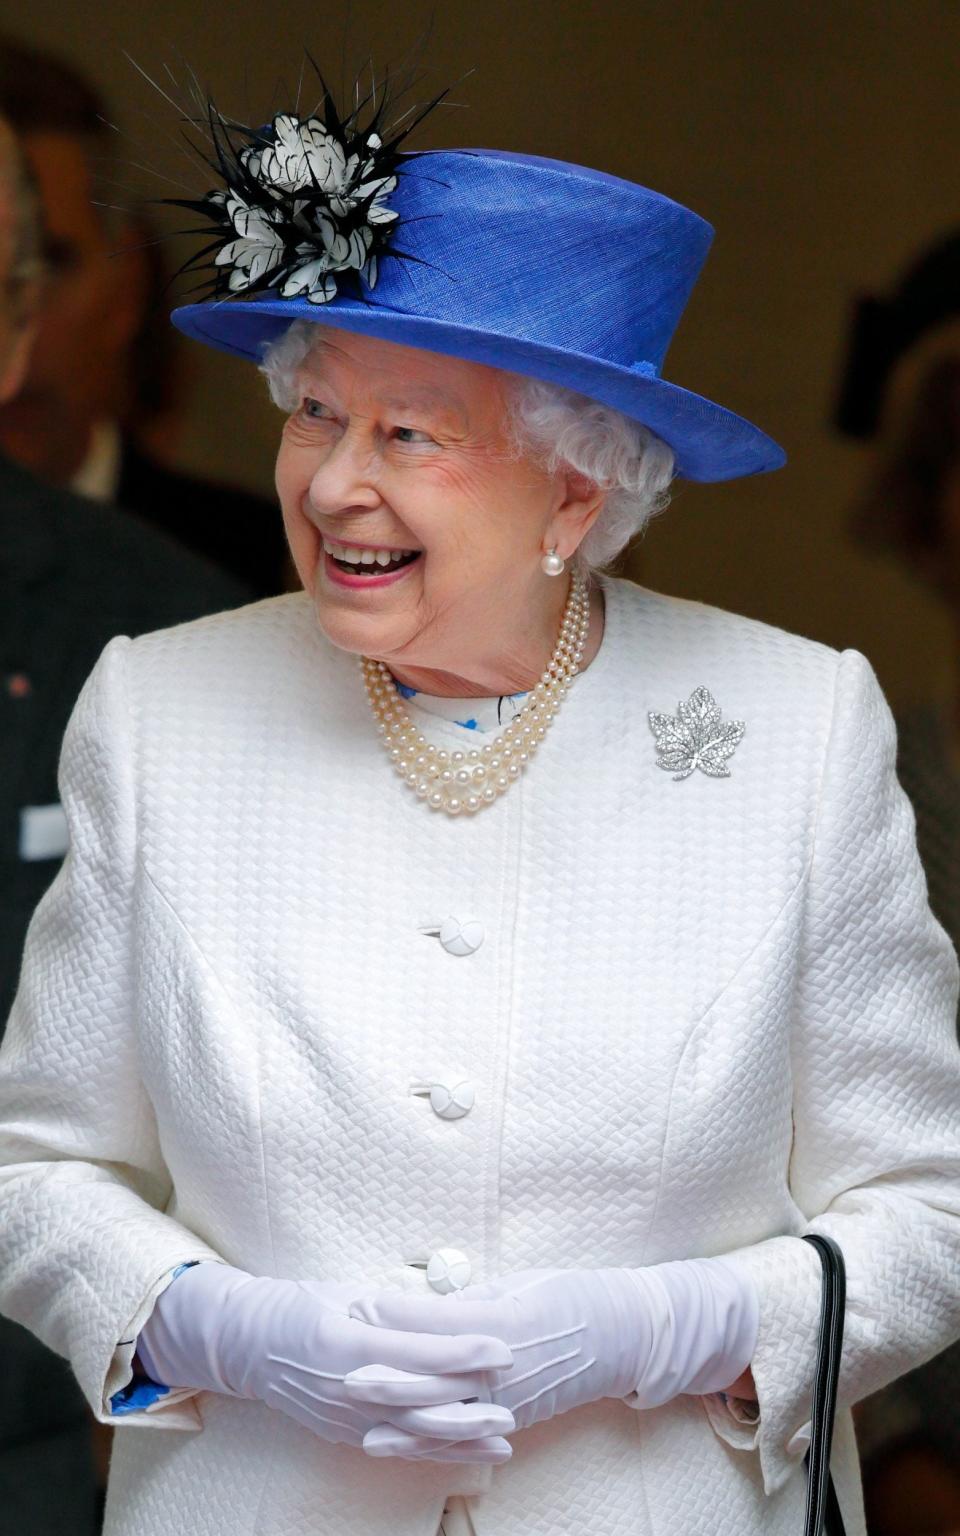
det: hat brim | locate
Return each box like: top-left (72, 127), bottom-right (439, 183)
top-left (171, 297), bottom-right (785, 483)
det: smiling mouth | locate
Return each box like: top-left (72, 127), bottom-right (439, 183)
top-left (322, 537), bottom-right (422, 576)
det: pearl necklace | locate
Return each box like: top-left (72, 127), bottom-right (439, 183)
top-left (360, 572), bottom-right (590, 815)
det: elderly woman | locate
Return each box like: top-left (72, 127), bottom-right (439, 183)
top-left (0, 94), bottom-right (958, 1536)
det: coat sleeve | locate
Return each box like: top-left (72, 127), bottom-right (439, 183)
top-left (0, 637), bottom-right (227, 1431)
top-left (702, 647), bottom-right (960, 1494)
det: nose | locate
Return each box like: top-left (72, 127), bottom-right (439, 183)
top-left (306, 425), bottom-right (383, 520)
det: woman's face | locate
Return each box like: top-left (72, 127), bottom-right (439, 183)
top-left (275, 329), bottom-right (593, 688)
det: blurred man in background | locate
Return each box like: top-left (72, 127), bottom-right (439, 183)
top-left (836, 232), bottom-right (960, 1536)
top-left (0, 112), bottom-right (252, 1533)
top-left (0, 33), bottom-right (291, 598)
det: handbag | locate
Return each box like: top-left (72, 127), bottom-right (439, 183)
top-left (801, 1234), bottom-right (847, 1536)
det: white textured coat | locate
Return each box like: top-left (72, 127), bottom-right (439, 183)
top-left (0, 574), bottom-right (958, 1536)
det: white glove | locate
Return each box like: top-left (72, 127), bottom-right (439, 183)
top-left (347, 1258), bottom-right (758, 1437)
top-left (135, 1261), bottom-right (515, 1462)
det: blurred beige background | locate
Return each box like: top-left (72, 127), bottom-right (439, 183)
top-left (6, 0), bottom-right (958, 704)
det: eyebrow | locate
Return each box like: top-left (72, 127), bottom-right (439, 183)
top-left (380, 388), bottom-right (468, 423)
top-left (303, 351), bottom-right (468, 424)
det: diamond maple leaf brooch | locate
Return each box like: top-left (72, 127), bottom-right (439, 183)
top-left (648, 687), bottom-right (745, 781)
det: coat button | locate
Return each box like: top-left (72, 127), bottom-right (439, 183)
top-left (429, 1078), bottom-right (476, 1120)
top-left (439, 917), bottom-right (484, 956)
top-left (426, 1248), bottom-right (472, 1294)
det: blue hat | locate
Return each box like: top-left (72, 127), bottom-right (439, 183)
top-left (172, 147), bottom-right (785, 483)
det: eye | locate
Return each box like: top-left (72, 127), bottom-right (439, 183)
top-left (42, 236), bottom-right (80, 275)
top-left (394, 425), bottom-right (435, 445)
top-left (300, 397), bottom-right (337, 422)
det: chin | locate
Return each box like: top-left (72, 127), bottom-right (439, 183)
top-left (311, 592), bottom-right (395, 661)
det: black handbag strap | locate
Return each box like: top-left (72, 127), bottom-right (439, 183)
top-left (801, 1234), bottom-right (847, 1536)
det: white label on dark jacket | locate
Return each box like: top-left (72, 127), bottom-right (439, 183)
top-left (19, 803), bottom-right (69, 861)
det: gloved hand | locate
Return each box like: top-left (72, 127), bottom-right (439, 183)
top-left (347, 1258), bottom-right (758, 1439)
top-left (135, 1260), bottom-right (515, 1462)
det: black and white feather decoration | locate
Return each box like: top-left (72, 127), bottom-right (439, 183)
top-left (163, 62), bottom-right (451, 306)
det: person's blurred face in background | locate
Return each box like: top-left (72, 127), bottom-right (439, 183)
top-left (0, 36), bottom-right (153, 483)
top-left (841, 233), bottom-right (960, 624)
top-left (0, 116), bottom-right (43, 407)
top-left (0, 129), bottom-right (146, 480)
top-left (851, 334), bottom-right (960, 614)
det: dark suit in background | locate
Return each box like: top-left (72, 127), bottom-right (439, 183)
top-left (0, 450), bottom-right (253, 1533)
top-left (117, 440), bottom-right (291, 600)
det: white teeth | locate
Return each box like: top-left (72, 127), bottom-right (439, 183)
top-left (322, 535), bottom-right (419, 566)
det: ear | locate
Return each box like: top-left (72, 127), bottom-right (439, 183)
top-left (0, 318), bottom-right (37, 405)
top-left (545, 468), bottom-right (607, 561)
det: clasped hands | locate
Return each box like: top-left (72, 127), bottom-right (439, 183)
top-left (135, 1257), bottom-right (757, 1465)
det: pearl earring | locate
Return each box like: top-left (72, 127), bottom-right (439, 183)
top-left (541, 547), bottom-right (565, 576)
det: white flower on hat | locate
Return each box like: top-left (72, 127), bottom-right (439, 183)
top-left (327, 133), bottom-right (399, 224)
top-left (242, 113), bottom-right (347, 197)
top-left (212, 116), bottom-right (398, 305)
top-left (167, 63), bottom-right (452, 310)
top-left (353, 172), bottom-right (399, 225)
top-left (279, 216), bottom-right (374, 304)
top-left (280, 256), bottom-right (338, 304)
top-left (214, 194), bottom-right (285, 290)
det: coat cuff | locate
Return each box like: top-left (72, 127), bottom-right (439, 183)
top-left (700, 1235), bottom-right (822, 1494)
top-left (98, 1254), bottom-right (228, 1428)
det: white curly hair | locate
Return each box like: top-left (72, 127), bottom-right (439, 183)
top-left (259, 320), bottom-right (676, 571)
